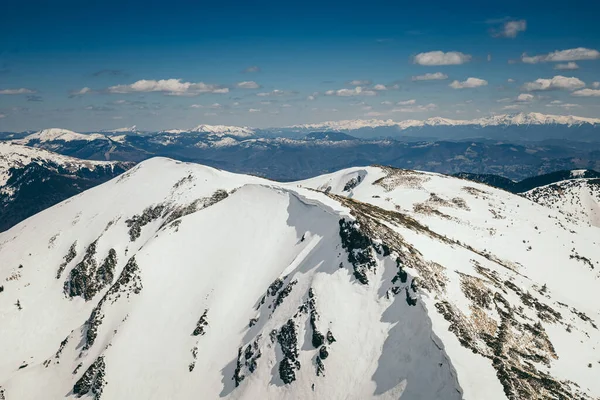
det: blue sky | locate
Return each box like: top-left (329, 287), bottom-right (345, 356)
top-left (1, 0), bottom-right (600, 131)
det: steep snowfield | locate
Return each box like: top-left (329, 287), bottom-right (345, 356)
top-left (525, 178), bottom-right (600, 228)
top-left (0, 160), bottom-right (599, 400)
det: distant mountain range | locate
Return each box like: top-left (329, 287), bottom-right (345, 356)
top-left (2, 112), bottom-right (600, 182)
top-left (289, 112), bottom-right (600, 131)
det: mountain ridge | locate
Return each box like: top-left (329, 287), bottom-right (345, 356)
top-left (0, 159), bottom-right (598, 399)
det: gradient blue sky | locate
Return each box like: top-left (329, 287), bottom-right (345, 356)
top-left (1, 0), bottom-right (600, 131)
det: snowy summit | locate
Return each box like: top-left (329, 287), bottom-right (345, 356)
top-left (0, 158), bottom-right (598, 399)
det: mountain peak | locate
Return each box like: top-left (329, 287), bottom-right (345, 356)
top-left (190, 124), bottom-right (255, 137)
top-left (20, 128), bottom-right (108, 143)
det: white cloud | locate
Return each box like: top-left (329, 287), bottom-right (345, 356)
top-left (497, 97), bottom-right (512, 103)
top-left (380, 101), bottom-right (393, 105)
top-left (449, 77), bottom-right (488, 89)
top-left (0, 113), bottom-right (5, 118)
top-left (0, 88), bottom-right (36, 95)
top-left (413, 51), bottom-right (471, 66)
top-left (507, 78), bottom-right (515, 83)
top-left (256, 89), bottom-right (287, 97)
top-left (501, 105), bottom-right (521, 110)
top-left (522, 75), bottom-right (585, 91)
top-left (190, 104), bottom-right (203, 108)
top-left (107, 79), bottom-right (228, 96)
top-left (411, 72), bottom-right (448, 81)
top-left (494, 20), bottom-right (527, 38)
top-left (571, 89), bottom-right (600, 97)
top-left (391, 103), bottom-right (437, 113)
top-left (592, 82), bottom-right (600, 89)
top-left (516, 93), bottom-right (534, 102)
top-left (521, 47), bottom-right (600, 63)
top-left (365, 111), bottom-right (384, 117)
top-left (248, 108), bottom-right (261, 112)
top-left (348, 80), bottom-right (371, 86)
top-left (325, 87), bottom-right (377, 97)
top-left (236, 81), bottom-right (260, 89)
top-left (397, 99), bottom-right (416, 105)
top-left (307, 95), bottom-right (316, 101)
top-left (554, 62), bottom-right (579, 70)
top-left (373, 84), bottom-right (387, 90)
top-left (547, 102), bottom-right (580, 109)
top-left (487, 54), bottom-right (492, 61)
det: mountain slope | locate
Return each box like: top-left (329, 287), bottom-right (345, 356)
top-left (0, 160), bottom-right (599, 399)
top-left (525, 177), bottom-right (600, 228)
top-left (0, 143), bottom-right (132, 232)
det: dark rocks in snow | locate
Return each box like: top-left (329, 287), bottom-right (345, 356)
top-left (189, 346), bottom-right (198, 372)
top-left (343, 175), bottom-right (362, 192)
top-left (233, 336), bottom-right (262, 387)
top-left (308, 288), bottom-right (324, 348)
top-left (319, 346), bottom-right (329, 360)
top-left (392, 257), bottom-right (408, 284)
top-left (326, 330), bottom-right (336, 344)
top-left (96, 249), bottom-right (117, 290)
top-left (192, 309), bottom-right (209, 336)
top-left (57, 241), bottom-right (77, 279)
top-left (405, 287), bottom-right (418, 306)
top-left (73, 356), bottom-right (106, 399)
top-left (64, 240), bottom-right (98, 300)
top-left (267, 278), bottom-right (284, 297)
top-left (273, 279), bottom-right (297, 310)
top-left (15, 299), bottom-right (22, 310)
top-left (125, 204), bottom-right (167, 241)
top-left (248, 318), bottom-right (258, 327)
top-left (0, 286), bottom-right (3, 293)
top-left (277, 319), bottom-right (300, 384)
top-left (83, 256), bottom-right (142, 351)
top-left (338, 218), bottom-right (377, 285)
top-left (315, 356), bottom-right (325, 377)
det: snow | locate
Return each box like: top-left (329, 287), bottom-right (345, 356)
top-left (190, 124), bottom-right (255, 137)
top-left (17, 128), bottom-right (108, 143)
top-left (0, 142), bottom-right (118, 187)
top-left (0, 159), bottom-right (599, 399)
top-left (289, 112), bottom-right (600, 131)
top-left (525, 177), bottom-right (600, 228)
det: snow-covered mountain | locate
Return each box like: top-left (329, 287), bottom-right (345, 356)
top-left (17, 128), bottom-right (109, 144)
top-left (290, 112), bottom-right (600, 131)
top-left (0, 142), bottom-right (132, 231)
top-left (525, 173), bottom-right (600, 228)
top-left (159, 124), bottom-right (256, 137)
top-left (99, 126), bottom-right (139, 134)
top-left (1, 159), bottom-right (598, 399)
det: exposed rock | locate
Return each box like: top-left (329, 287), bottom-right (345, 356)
top-left (73, 356), bottom-right (106, 399)
top-left (56, 241), bottom-right (77, 279)
top-left (277, 319), bottom-right (300, 384)
top-left (192, 309), bottom-right (208, 336)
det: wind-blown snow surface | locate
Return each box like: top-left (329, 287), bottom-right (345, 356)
top-left (0, 160), bottom-right (599, 399)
